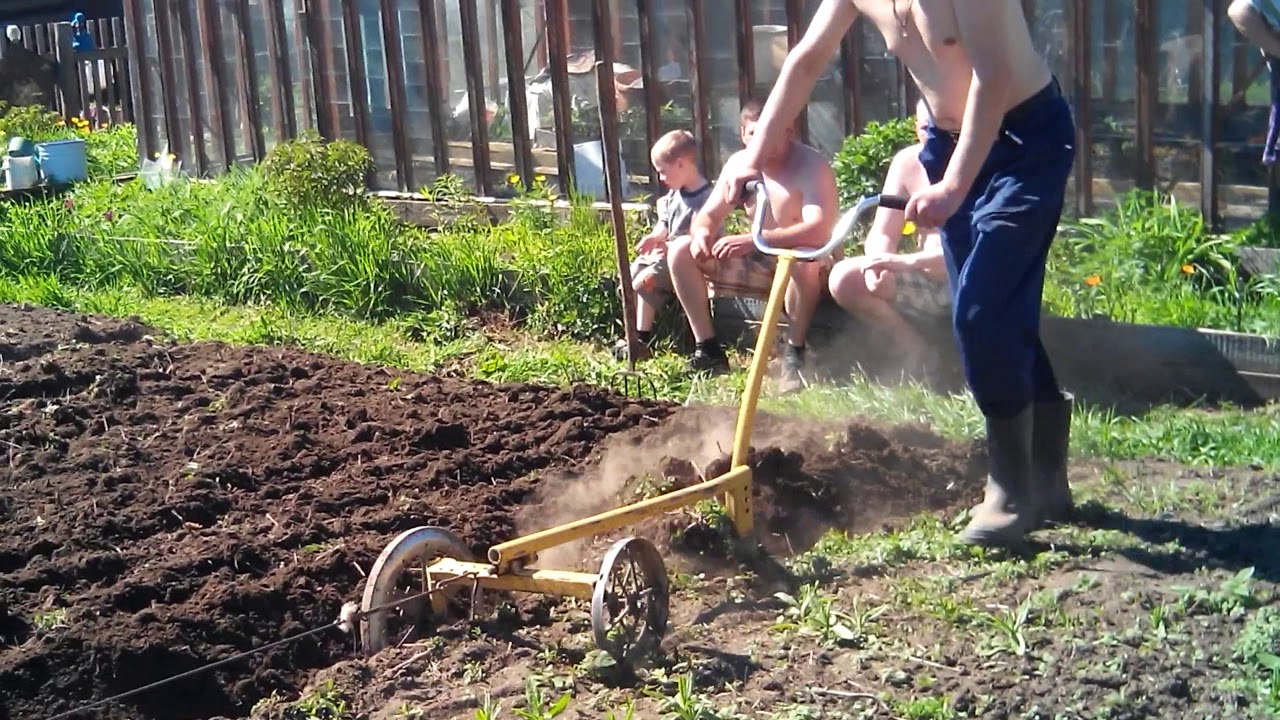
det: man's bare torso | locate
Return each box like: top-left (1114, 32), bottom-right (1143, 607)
top-left (738, 141), bottom-right (830, 236)
top-left (850, 0), bottom-right (1051, 130)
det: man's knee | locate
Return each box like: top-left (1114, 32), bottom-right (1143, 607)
top-left (1228, 0), bottom-right (1261, 31)
top-left (668, 235), bottom-right (695, 269)
top-left (828, 257), bottom-right (871, 301)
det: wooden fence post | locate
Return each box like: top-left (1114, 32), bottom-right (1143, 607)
top-left (53, 22), bottom-right (83, 120)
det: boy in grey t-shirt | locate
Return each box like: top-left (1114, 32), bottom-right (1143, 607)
top-left (614, 130), bottom-right (713, 360)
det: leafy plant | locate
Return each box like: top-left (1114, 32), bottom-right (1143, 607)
top-left (260, 130), bottom-right (374, 211)
top-left (831, 116), bottom-right (917, 208)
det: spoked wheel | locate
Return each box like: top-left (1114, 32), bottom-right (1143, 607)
top-left (591, 537), bottom-right (669, 663)
top-left (360, 526), bottom-right (480, 655)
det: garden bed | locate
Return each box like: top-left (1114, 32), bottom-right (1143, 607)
top-left (0, 303), bottom-right (993, 720)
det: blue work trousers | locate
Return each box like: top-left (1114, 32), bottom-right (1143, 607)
top-left (916, 79), bottom-right (1076, 419)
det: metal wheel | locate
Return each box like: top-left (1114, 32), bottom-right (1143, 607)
top-left (360, 526), bottom-right (479, 655)
top-left (591, 537), bottom-right (669, 662)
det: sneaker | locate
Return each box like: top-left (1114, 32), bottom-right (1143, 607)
top-left (778, 345), bottom-right (807, 394)
top-left (688, 344), bottom-right (729, 375)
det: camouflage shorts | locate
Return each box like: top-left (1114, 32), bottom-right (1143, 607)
top-left (891, 268), bottom-right (952, 321)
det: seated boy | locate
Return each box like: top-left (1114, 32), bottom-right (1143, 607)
top-left (671, 99), bottom-right (839, 392)
top-left (615, 129), bottom-right (714, 360)
top-left (827, 101), bottom-right (949, 376)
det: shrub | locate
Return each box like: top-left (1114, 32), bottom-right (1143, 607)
top-left (831, 117), bottom-right (917, 209)
top-left (260, 131), bottom-right (374, 211)
top-left (0, 102), bottom-right (64, 142)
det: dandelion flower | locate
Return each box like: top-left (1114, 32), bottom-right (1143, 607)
top-left (508, 173), bottom-right (520, 185)
top-left (1181, 263), bottom-right (1195, 274)
top-left (902, 220), bottom-right (917, 236)
top-left (1085, 274), bottom-right (1101, 287)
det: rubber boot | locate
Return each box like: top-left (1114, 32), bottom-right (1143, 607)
top-left (960, 407), bottom-right (1038, 548)
top-left (1033, 391), bottom-right (1074, 526)
top-left (969, 392), bottom-right (1074, 529)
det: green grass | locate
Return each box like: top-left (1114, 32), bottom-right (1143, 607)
top-left (5, 273), bottom-right (1280, 473)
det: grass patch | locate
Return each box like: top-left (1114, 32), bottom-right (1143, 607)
top-left (4, 273), bottom-right (1280, 474)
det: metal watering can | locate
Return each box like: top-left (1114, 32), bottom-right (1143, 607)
top-left (3, 137), bottom-right (42, 191)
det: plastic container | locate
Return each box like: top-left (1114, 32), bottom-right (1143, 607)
top-left (36, 138), bottom-right (88, 185)
top-left (3, 156), bottom-right (42, 190)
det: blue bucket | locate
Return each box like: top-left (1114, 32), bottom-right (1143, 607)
top-left (36, 138), bottom-right (89, 185)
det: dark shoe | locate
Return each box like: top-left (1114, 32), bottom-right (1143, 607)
top-left (688, 343), bottom-right (729, 375)
top-left (960, 407), bottom-right (1038, 548)
top-left (1032, 391), bottom-right (1074, 526)
top-left (778, 344), bottom-right (807, 394)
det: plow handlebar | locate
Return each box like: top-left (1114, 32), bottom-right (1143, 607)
top-left (741, 179), bottom-right (909, 261)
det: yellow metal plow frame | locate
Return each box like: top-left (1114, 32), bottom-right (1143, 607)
top-left (358, 186), bottom-right (906, 662)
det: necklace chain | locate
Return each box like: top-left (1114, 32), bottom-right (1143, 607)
top-left (893, 0), bottom-right (914, 37)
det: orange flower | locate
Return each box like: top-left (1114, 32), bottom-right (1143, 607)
top-left (1085, 274), bottom-right (1101, 287)
top-left (1181, 264), bottom-right (1195, 274)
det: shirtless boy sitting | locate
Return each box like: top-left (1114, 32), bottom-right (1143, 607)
top-left (671, 99), bottom-right (839, 392)
top-left (827, 100), bottom-right (949, 375)
top-left (722, 0), bottom-right (1078, 548)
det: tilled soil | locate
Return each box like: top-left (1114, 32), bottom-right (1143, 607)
top-left (0, 304), bottom-right (674, 720)
top-left (0, 304), bottom-right (988, 720)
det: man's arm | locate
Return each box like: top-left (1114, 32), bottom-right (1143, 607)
top-left (939, 0), bottom-right (1020, 196)
top-left (727, 0), bottom-right (857, 191)
top-left (863, 146), bottom-right (920, 256)
top-left (1229, 0), bottom-right (1280, 57)
top-left (759, 153), bottom-right (839, 250)
top-left (689, 157), bottom-right (746, 247)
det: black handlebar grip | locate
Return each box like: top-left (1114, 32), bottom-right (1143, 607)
top-left (879, 194), bottom-right (909, 210)
top-left (742, 180), bottom-right (762, 198)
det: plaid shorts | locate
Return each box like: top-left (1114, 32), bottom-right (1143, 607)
top-left (631, 253), bottom-right (673, 305)
top-left (890, 268), bottom-right (952, 321)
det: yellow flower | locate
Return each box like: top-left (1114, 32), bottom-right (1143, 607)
top-left (535, 174), bottom-right (546, 182)
top-left (901, 220), bottom-right (917, 236)
top-left (1181, 263), bottom-right (1195, 274)
top-left (508, 173), bottom-right (520, 185)
top-left (1085, 274), bottom-right (1101, 287)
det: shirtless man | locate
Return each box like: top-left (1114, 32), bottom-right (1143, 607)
top-left (672, 99), bottom-right (838, 393)
top-left (828, 99), bottom-right (949, 376)
top-left (722, 0), bottom-right (1076, 548)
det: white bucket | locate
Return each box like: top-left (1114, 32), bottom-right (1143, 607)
top-left (571, 140), bottom-right (630, 202)
top-left (3, 156), bottom-right (41, 190)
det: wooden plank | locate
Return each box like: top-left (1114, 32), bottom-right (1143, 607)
top-left (301, 0), bottom-right (335, 139)
top-left (1134, 0), bottom-right (1154, 189)
top-left (53, 23), bottom-right (82, 120)
top-left (155, 1), bottom-right (187, 158)
top-left (459, 0), bottom-right (493, 194)
top-left (122, 0), bottom-right (154, 157)
top-left (232, 0), bottom-right (267, 161)
top-left (784, 0), bottom-right (809, 143)
top-left (544, 0), bottom-right (575, 194)
top-left (687, 0), bottom-right (715, 176)
top-left (416, 0), bottom-right (450, 175)
top-left (840, 26), bottom-right (861, 134)
top-left (635, 0), bottom-right (662, 196)
top-left (197, 0), bottom-right (236, 169)
top-left (378, 0), bottom-right (415, 190)
top-left (734, 0), bottom-right (754, 105)
top-left (500, 0), bottom-right (535, 188)
top-left (339, 0), bottom-right (372, 155)
top-left (263, 0), bottom-right (297, 141)
top-left (1202, 0), bottom-right (1219, 228)
top-left (174, 0), bottom-right (208, 175)
top-left (1071, 0), bottom-right (1092, 216)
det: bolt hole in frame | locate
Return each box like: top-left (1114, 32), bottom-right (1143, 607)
top-left (358, 186), bottom-right (904, 662)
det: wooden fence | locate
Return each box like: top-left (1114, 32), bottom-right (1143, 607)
top-left (0, 18), bottom-right (134, 127)
top-left (107, 0), bottom-right (1280, 229)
